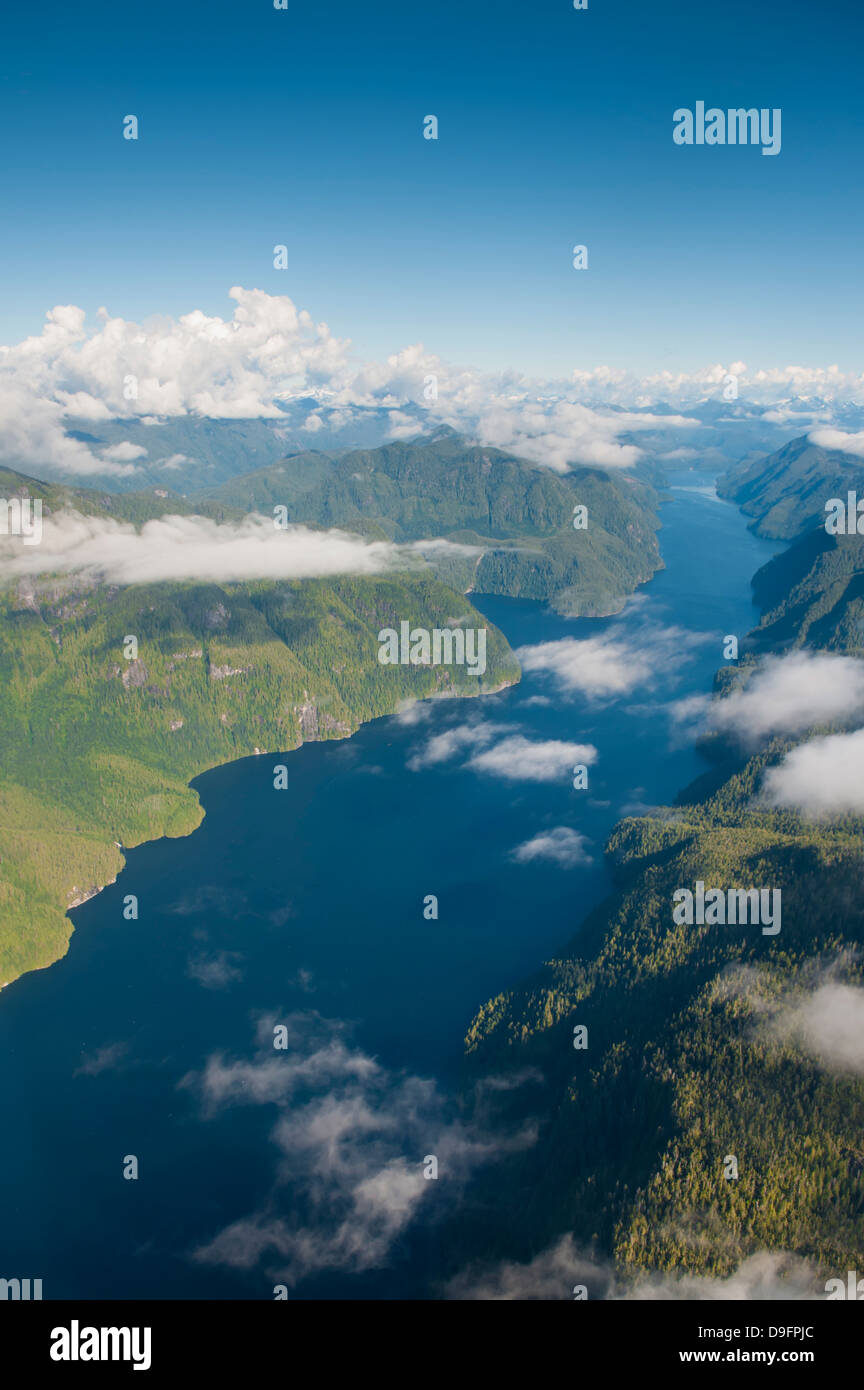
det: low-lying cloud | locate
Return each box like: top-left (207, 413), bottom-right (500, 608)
top-left (808, 427), bottom-right (864, 458)
top-left (517, 623), bottom-right (707, 701)
top-left (674, 651), bottom-right (864, 747)
top-left (510, 826), bottom-right (592, 867)
top-left (0, 509), bottom-right (424, 586)
top-left (183, 1011), bottom-right (535, 1288)
top-left (445, 1236), bottom-right (820, 1300)
top-left (407, 718), bottom-right (597, 783)
top-left (762, 726), bottom-right (864, 817)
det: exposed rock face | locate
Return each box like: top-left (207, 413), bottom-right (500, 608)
top-left (209, 664), bottom-right (251, 681)
top-left (13, 580), bottom-right (38, 612)
top-left (204, 603), bottom-right (230, 630)
top-left (121, 659), bottom-right (148, 689)
top-left (294, 701), bottom-right (351, 740)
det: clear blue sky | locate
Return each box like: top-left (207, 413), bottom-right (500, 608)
top-left (1, 0), bottom-right (862, 376)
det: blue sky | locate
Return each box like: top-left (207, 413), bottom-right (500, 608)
top-left (1, 0), bottom-right (862, 375)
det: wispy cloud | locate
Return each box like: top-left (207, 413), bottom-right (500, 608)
top-left (517, 624), bottom-right (708, 702)
top-left (720, 957), bottom-right (864, 1076)
top-left (673, 651), bottom-right (864, 748)
top-left (0, 510), bottom-right (425, 585)
top-left (74, 1041), bottom-right (130, 1077)
top-left (510, 826), bottom-right (592, 867)
top-left (445, 1236), bottom-right (820, 1300)
top-left (408, 718), bottom-right (596, 783)
top-left (183, 1012), bottom-right (535, 1288)
top-left (186, 949), bottom-right (245, 990)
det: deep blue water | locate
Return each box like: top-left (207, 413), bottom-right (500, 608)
top-left (0, 472), bottom-right (778, 1299)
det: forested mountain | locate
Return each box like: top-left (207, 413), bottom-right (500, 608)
top-left (0, 428), bottom-right (666, 987)
top-left (457, 525), bottom-right (864, 1291)
top-left (719, 433), bottom-right (863, 540)
top-left (0, 470), bottom-right (519, 986)
top-left (0, 464), bottom-right (242, 526)
top-left (201, 434), bottom-right (664, 616)
top-left (750, 527), bottom-right (864, 655)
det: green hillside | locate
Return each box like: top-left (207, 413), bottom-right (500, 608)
top-left (458, 528), bottom-right (864, 1291)
top-left (201, 434), bottom-right (664, 617)
top-left (750, 527), bottom-right (864, 655)
top-left (0, 508), bottom-right (518, 986)
top-left (719, 433), bottom-right (863, 540)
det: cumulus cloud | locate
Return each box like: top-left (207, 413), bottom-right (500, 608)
top-left (0, 509), bottom-right (424, 586)
top-left (459, 400), bottom-right (696, 472)
top-left (0, 378), bottom-right (138, 478)
top-left (517, 624), bottom-right (707, 701)
top-left (469, 734), bottom-right (596, 782)
top-left (510, 826), bottom-right (592, 867)
top-left (762, 727), bottom-right (864, 817)
top-left (517, 635), bottom-right (654, 698)
top-left (445, 1236), bottom-right (820, 1300)
top-left (407, 718), bottom-right (596, 782)
top-left (674, 651), bottom-right (864, 748)
top-left (5, 286), bottom-right (864, 483)
top-left (406, 719), bottom-right (512, 769)
top-left (808, 427), bottom-right (864, 458)
top-left (184, 1012), bottom-right (534, 1287)
top-left (100, 441), bottom-right (148, 462)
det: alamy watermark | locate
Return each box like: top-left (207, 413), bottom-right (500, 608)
top-left (673, 881), bottom-right (781, 936)
top-left (0, 496), bottom-right (42, 545)
top-left (825, 492), bottom-right (864, 535)
top-left (825, 1271), bottom-right (864, 1300)
top-left (0, 1277), bottom-right (42, 1300)
top-left (378, 621), bottom-right (487, 676)
top-left (673, 103), bottom-right (781, 156)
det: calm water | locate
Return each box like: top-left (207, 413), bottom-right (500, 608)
top-left (0, 473), bottom-right (777, 1299)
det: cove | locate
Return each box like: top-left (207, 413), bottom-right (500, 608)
top-left (0, 469), bottom-right (778, 1300)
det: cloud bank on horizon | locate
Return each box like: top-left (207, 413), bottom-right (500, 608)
top-left (3, 287), bottom-right (864, 482)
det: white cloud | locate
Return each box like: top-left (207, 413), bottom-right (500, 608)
top-left (808, 427), bottom-right (864, 457)
top-left (407, 719), bottom-right (596, 782)
top-left (674, 651), bottom-right (864, 747)
top-left (517, 634), bottom-right (654, 698)
top-left (510, 826), bottom-right (592, 867)
top-left (5, 286), bottom-right (864, 483)
top-left (767, 981), bottom-right (864, 1074)
top-left (518, 625), bottom-right (707, 701)
top-left (724, 959), bottom-right (864, 1077)
top-left (446, 1236), bottom-right (819, 1300)
top-left (185, 1012), bottom-right (534, 1287)
top-left (406, 720), bottom-right (511, 770)
top-left (100, 441), bottom-right (148, 462)
top-left (762, 727), bottom-right (864, 816)
top-left (570, 361), bottom-right (864, 409)
top-left (468, 734), bottom-right (596, 783)
top-left (0, 509), bottom-right (422, 586)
